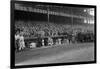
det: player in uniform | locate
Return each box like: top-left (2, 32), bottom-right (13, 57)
top-left (15, 31), bottom-right (20, 51)
top-left (18, 32), bottom-right (25, 50)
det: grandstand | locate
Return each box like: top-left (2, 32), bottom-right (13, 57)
top-left (13, 2), bottom-right (95, 66)
top-left (14, 2), bottom-right (95, 48)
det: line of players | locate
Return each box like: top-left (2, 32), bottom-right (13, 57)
top-left (15, 29), bottom-right (94, 51)
top-left (27, 36), bottom-right (74, 49)
top-left (15, 31), bottom-right (73, 51)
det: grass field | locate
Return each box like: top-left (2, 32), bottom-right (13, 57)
top-left (15, 42), bottom-right (94, 66)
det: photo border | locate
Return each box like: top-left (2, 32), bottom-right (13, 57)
top-left (10, 0), bottom-right (97, 69)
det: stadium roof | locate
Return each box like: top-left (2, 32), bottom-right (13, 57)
top-left (15, 3), bottom-right (94, 20)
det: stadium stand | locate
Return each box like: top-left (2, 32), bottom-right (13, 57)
top-left (14, 3), bottom-right (94, 51)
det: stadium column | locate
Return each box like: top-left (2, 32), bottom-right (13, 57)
top-left (71, 7), bottom-right (73, 27)
top-left (47, 5), bottom-right (50, 23)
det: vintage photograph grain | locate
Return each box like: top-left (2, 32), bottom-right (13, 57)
top-left (11, 1), bottom-right (96, 68)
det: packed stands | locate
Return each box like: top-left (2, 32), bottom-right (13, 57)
top-left (14, 3), bottom-right (95, 51)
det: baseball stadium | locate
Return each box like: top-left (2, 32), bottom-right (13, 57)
top-left (14, 2), bottom-right (95, 66)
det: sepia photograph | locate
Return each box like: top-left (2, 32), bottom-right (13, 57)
top-left (11, 0), bottom-right (96, 68)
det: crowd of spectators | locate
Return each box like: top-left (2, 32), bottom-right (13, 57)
top-left (15, 21), bottom-right (71, 38)
top-left (15, 21), bottom-right (94, 39)
top-left (15, 21), bottom-right (94, 51)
